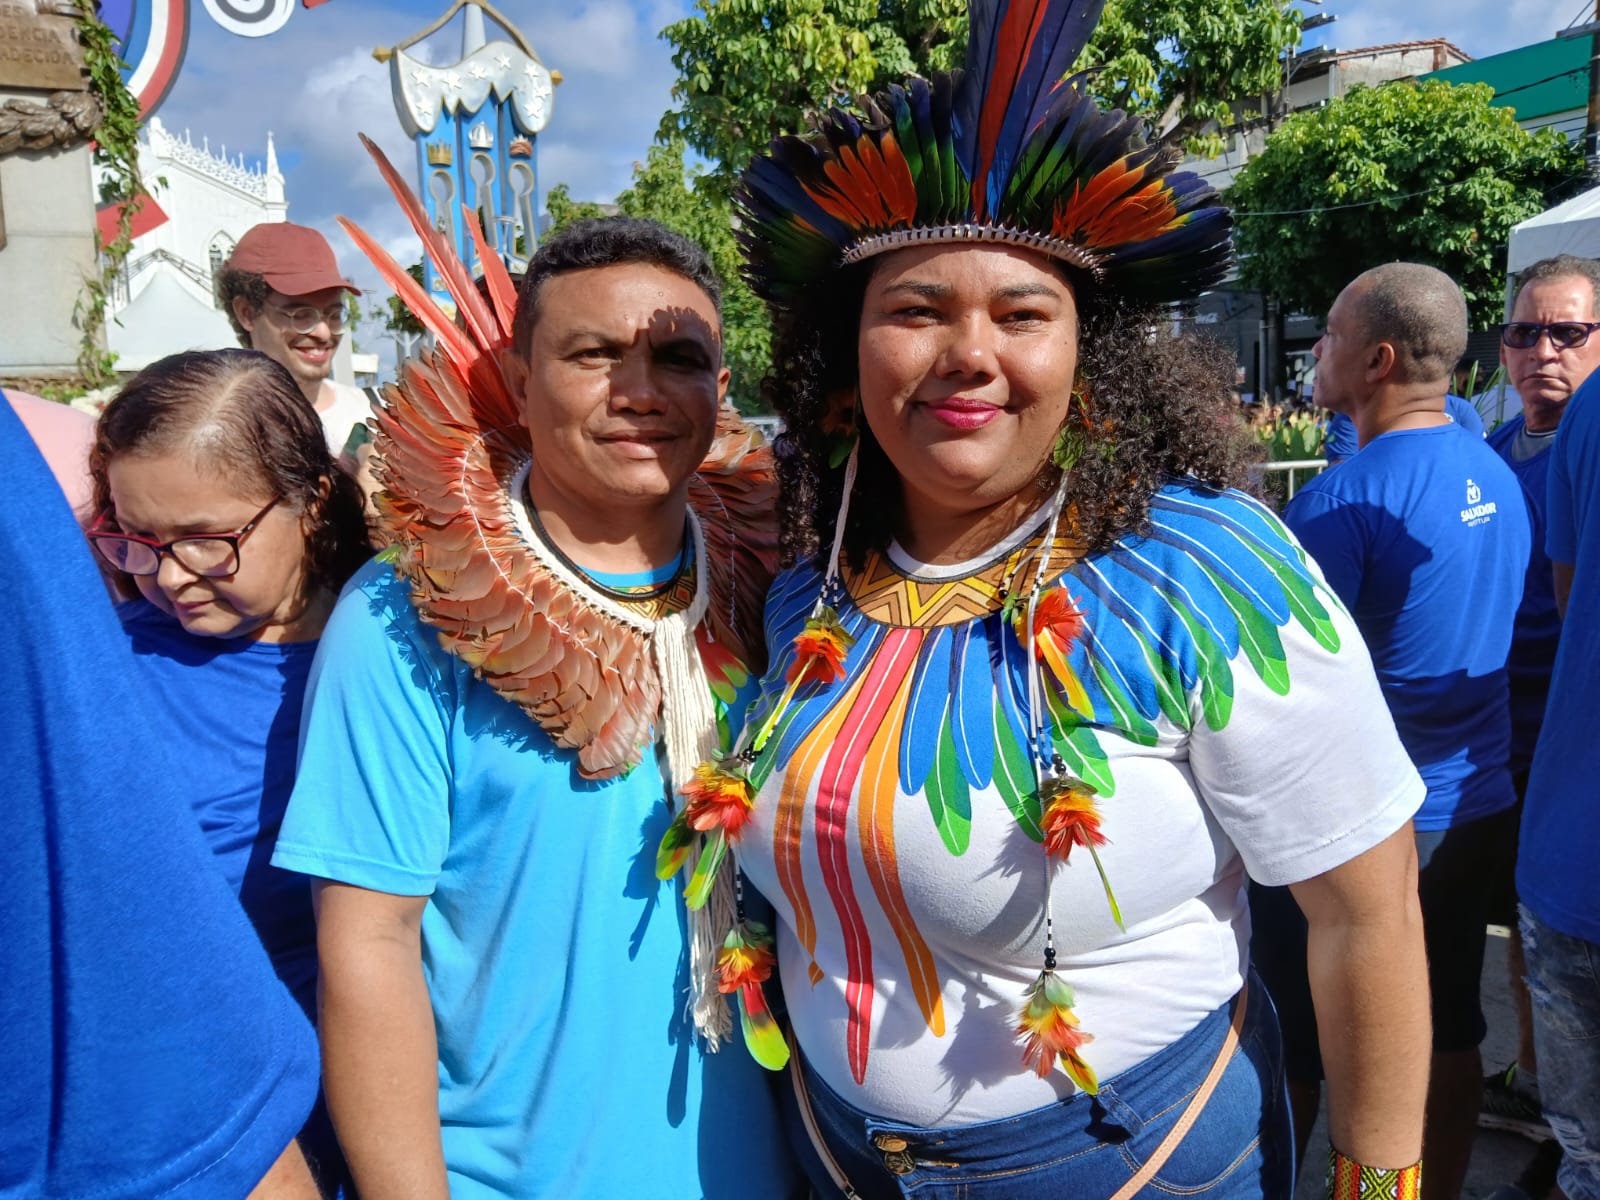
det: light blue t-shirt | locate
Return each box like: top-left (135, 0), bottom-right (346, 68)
top-left (1486, 415), bottom-right (1561, 776)
top-left (273, 560), bottom-right (798, 1199)
top-left (1285, 422), bottom-right (1529, 830)
top-left (1520, 375), bottom-right (1600, 943)
top-left (1323, 394), bottom-right (1484, 462)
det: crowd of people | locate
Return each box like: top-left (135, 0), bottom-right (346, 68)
top-left (7, 0), bottom-right (1600, 1196)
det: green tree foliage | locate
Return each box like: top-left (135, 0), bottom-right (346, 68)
top-left (545, 143), bottom-right (771, 413)
top-left (384, 262), bottom-right (427, 338)
top-left (1230, 81), bottom-right (1581, 329)
top-left (658, 0), bottom-right (1305, 186)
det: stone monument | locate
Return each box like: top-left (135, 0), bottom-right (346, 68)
top-left (0, 0), bottom-right (100, 388)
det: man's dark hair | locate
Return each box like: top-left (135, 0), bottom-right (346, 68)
top-left (509, 217), bottom-right (722, 358)
top-left (1349, 263), bottom-right (1468, 385)
top-left (1512, 255), bottom-right (1600, 317)
top-left (215, 267), bottom-right (269, 348)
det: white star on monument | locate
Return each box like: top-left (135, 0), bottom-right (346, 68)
top-left (445, 71), bottom-right (463, 90)
top-left (496, 53), bottom-right (512, 70)
top-left (469, 63), bottom-right (488, 79)
top-left (411, 69), bottom-right (431, 85)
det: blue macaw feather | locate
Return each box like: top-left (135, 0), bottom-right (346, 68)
top-left (1073, 558), bottom-right (1201, 695)
top-left (1143, 491), bottom-right (1298, 624)
top-left (1110, 541), bottom-right (1241, 661)
top-left (949, 622), bottom-right (996, 787)
top-left (900, 625), bottom-right (953, 794)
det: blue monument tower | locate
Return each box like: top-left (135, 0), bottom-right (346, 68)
top-left (382, 0), bottom-right (558, 311)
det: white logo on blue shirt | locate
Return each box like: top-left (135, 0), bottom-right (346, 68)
top-left (1461, 478), bottom-right (1497, 526)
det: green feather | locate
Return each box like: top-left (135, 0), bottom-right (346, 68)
top-left (926, 720), bottom-right (973, 855)
top-left (1083, 651), bottom-right (1163, 745)
top-left (1054, 719), bottom-right (1116, 797)
top-left (1200, 562), bottom-right (1290, 696)
top-left (739, 988), bottom-right (791, 1071)
top-left (684, 829), bottom-right (727, 911)
top-left (994, 709), bottom-right (1044, 841)
top-left (1165, 599), bottom-right (1234, 731)
top-left (1269, 553), bottom-right (1343, 654)
top-left (655, 810), bottom-right (695, 881)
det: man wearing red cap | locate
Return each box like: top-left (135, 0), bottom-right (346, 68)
top-left (217, 222), bottom-right (371, 460)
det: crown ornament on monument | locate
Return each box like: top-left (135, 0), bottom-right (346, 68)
top-left (735, 0), bottom-right (1233, 312)
top-left (425, 141), bottom-right (453, 166)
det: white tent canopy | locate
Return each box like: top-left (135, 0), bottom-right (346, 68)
top-left (1508, 185), bottom-right (1600, 274)
top-left (106, 270), bottom-right (238, 372)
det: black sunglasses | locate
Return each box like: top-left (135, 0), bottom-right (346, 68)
top-left (1500, 321), bottom-right (1600, 351)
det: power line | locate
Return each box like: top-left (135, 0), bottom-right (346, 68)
top-left (1233, 177), bottom-right (1468, 217)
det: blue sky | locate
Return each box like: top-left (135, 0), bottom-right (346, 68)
top-left (146, 0), bottom-right (1582, 314)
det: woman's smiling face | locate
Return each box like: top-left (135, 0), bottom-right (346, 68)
top-left (857, 243), bottom-right (1080, 540)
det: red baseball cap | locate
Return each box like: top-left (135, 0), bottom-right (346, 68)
top-left (225, 222), bottom-right (361, 297)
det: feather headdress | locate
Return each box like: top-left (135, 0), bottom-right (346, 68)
top-left (735, 0), bottom-right (1231, 308)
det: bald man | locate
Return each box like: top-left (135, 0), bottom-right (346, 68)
top-left (1250, 264), bottom-right (1532, 1200)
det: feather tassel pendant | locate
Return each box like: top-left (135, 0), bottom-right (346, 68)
top-left (716, 920), bottom-right (789, 1071)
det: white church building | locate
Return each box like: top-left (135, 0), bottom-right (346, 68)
top-left (100, 119), bottom-right (370, 382)
top-left (101, 117), bottom-right (285, 370)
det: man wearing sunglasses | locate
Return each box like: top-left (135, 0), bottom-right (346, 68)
top-left (218, 223), bottom-right (371, 460)
top-left (1493, 255), bottom-right (1600, 1200)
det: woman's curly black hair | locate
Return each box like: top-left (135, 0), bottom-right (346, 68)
top-left (763, 258), bottom-right (1261, 568)
top-left (90, 348), bottom-right (371, 603)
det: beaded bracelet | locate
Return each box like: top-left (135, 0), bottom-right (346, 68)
top-left (1327, 1147), bottom-right (1422, 1200)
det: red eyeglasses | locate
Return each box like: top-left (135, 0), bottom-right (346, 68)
top-left (87, 497), bottom-right (282, 577)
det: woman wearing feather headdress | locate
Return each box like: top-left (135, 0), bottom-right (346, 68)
top-left (651, 0), bottom-right (1433, 1195)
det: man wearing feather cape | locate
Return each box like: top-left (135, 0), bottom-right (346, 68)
top-left (272, 144), bottom-right (801, 1198)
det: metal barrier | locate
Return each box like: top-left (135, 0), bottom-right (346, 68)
top-left (1257, 458), bottom-right (1328, 501)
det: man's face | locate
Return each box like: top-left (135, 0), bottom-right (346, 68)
top-left (1502, 276), bottom-right (1600, 433)
top-left (514, 263), bottom-right (728, 519)
top-left (1312, 286), bottom-right (1367, 414)
top-left (234, 285), bottom-right (348, 396)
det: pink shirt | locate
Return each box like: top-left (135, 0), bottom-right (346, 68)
top-left (7, 390), bottom-right (96, 517)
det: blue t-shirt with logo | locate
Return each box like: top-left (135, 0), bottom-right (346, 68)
top-left (4, 405), bottom-right (318, 1198)
top-left (275, 559), bottom-right (800, 1199)
top-left (1486, 414), bottom-right (1562, 777)
top-left (1323, 394), bottom-right (1484, 461)
top-left (1285, 422), bottom-right (1529, 829)
top-left (1520, 375), bottom-right (1600, 943)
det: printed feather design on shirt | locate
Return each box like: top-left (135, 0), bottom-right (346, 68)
top-left (338, 134), bottom-right (778, 779)
top-left (757, 483), bottom-right (1342, 1083)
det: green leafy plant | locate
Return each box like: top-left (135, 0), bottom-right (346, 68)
top-left (1250, 408), bottom-right (1325, 507)
top-left (658, 0), bottom-right (1305, 191)
top-left (72, 0), bottom-right (145, 386)
top-left (1231, 80), bottom-right (1581, 330)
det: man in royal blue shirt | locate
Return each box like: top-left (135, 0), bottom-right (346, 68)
top-left (1251, 263), bottom-right (1530, 1200)
top-left (1481, 255), bottom-right (1600, 1151)
top-left (1516, 286), bottom-right (1600, 1200)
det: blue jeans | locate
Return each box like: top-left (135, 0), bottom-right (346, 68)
top-left (1520, 905), bottom-right (1600, 1200)
top-left (781, 981), bottom-right (1292, 1199)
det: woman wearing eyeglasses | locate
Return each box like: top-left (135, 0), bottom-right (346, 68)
top-left (86, 348), bottom-right (369, 1193)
